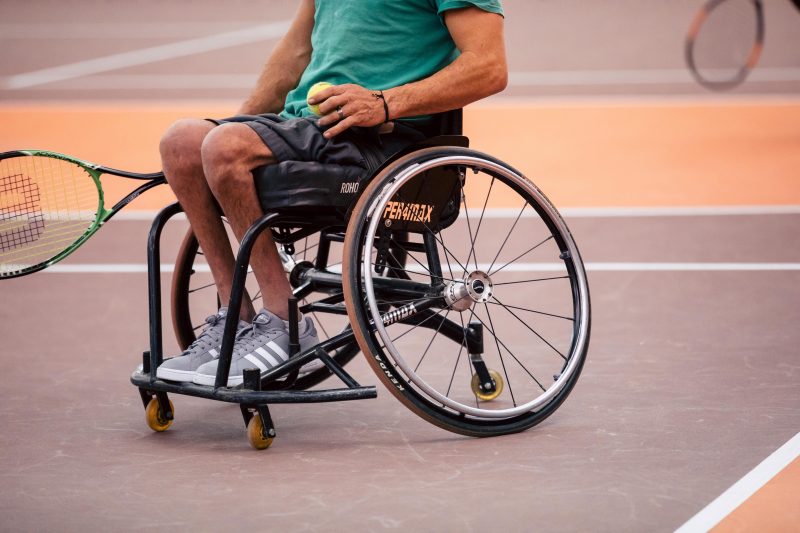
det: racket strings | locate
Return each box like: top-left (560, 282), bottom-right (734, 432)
top-left (1, 155), bottom-right (100, 275)
top-left (691, 0), bottom-right (761, 85)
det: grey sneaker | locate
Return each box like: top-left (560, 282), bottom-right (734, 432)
top-left (156, 307), bottom-right (246, 382)
top-left (193, 309), bottom-right (318, 387)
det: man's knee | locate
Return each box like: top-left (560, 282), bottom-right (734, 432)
top-left (159, 119), bottom-right (215, 178)
top-left (201, 123), bottom-right (272, 197)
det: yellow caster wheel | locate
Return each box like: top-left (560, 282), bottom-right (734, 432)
top-left (247, 414), bottom-right (274, 450)
top-left (145, 398), bottom-right (174, 432)
top-left (471, 370), bottom-right (504, 401)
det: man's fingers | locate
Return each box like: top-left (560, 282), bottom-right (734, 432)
top-left (308, 83), bottom-right (352, 105)
top-left (323, 116), bottom-right (356, 138)
top-left (308, 85), bottom-right (336, 104)
top-left (318, 102), bottom-right (350, 127)
top-left (317, 94), bottom-right (351, 116)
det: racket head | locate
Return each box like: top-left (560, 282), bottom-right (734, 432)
top-left (685, 0), bottom-right (765, 91)
top-left (0, 150), bottom-right (106, 279)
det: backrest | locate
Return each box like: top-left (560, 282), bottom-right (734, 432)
top-left (436, 108), bottom-right (463, 136)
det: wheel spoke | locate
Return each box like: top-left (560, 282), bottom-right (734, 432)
top-left (438, 230), bottom-right (456, 282)
top-left (487, 202), bottom-right (527, 273)
top-left (486, 300), bottom-right (574, 322)
top-left (492, 294), bottom-right (567, 360)
top-left (483, 303), bottom-right (516, 406)
top-left (414, 309), bottom-right (451, 372)
top-left (460, 183), bottom-right (478, 272)
top-left (446, 308), bottom-right (475, 398)
top-left (466, 175), bottom-right (494, 272)
top-left (188, 280), bottom-right (216, 294)
top-left (396, 192), bottom-right (469, 275)
top-left (388, 239), bottom-right (456, 283)
top-left (390, 307), bottom-right (448, 343)
top-left (473, 310), bottom-right (547, 392)
top-left (456, 309), bottom-right (481, 407)
top-left (489, 235), bottom-right (554, 276)
top-left (384, 244), bottom-right (439, 281)
top-left (493, 275), bottom-right (569, 286)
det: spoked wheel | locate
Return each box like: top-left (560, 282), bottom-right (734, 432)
top-left (170, 224), bottom-right (360, 390)
top-left (343, 146), bottom-right (591, 437)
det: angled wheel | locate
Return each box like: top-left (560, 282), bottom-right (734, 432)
top-left (343, 147), bottom-right (591, 437)
top-left (145, 398), bottom-right (174, 432)
top-left (471, 370), bottom-right (503, 401)
top-left (246, 414), bottom-right (274, 450)
top-left (170, 225), bottom-right (360, 390)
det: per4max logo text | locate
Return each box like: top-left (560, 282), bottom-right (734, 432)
top-left (382, 201), bottom-right (433, 223)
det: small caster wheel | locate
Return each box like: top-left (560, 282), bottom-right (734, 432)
top-left (471, 370), bottom-right (504, 401)
top-left (145, 398), bottom-right (174, 432)
top-left (247, 414), bottom-right (274, 450)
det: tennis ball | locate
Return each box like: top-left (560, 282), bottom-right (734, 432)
top-left (307, 81), bottom-right (333, 115)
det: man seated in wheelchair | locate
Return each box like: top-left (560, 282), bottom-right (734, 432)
top-left (156, 0), bottom-right (507, 385)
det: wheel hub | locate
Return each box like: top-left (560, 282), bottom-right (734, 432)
top-left (443, 270), bottom-right (494, 311)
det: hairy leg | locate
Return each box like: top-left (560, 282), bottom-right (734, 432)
top-left (201, 122), bottom-right (295, 320)
top-left (159, 119), bottom-right (255, 320)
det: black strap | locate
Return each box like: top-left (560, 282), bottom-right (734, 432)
top-left (373, 90), bottom-right (390, 123)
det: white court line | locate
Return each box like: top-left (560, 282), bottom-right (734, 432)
top-left (1, 21), bottom-right (290, 90)
top-left (6, 68), bottom-right (800, 91)
top-left (675, 432), bottom-right (800, 533)
top-left (0, 22), bottom-right (259, 39)
top-left (39, 262), bottom-right (800, 274)
top-left (110, 205), bottom-right (800, 221)
top-left (510, 68), bottom-right (800, 86)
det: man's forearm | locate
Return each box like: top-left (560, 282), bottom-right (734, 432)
top-left (382, 50), bottom-right (507, 120)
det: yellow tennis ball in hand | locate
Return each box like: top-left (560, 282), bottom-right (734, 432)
top-left (307, 82), bottom-right (333, 115)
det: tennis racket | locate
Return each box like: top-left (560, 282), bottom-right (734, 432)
top-left (685, 0), bottom-right (765, 91)
top-left (0, 150), bottom-right (164, 279)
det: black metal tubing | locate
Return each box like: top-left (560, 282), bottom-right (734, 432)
top-left (423, 231), bottom-right (444, 282)
top-left (131, 370), bottom-right (377, 403)
top-left (146, 201), bottom-right (185, 382)
top-left (314, 347), bottom-right (359, 389)
top-left (215, 212), bottom-right (281, 388)
top-left (257, 327), bottom-right (357, 383)
top-left (314, 231), bottom-right (332, 270)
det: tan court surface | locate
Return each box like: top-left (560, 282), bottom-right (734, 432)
top-left (1, 1), bottom-right (799, 531)
top-left (2, 214), bottom-right (799, 531)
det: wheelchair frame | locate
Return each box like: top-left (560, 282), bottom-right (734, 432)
top-left (130, 112), bottom-right (591, 450)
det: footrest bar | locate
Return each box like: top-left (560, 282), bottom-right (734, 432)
top-left (131, 370), bottom-right (377, 403)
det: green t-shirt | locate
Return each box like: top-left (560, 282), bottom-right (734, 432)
top-left (280, 0), bottom-right (504, 119)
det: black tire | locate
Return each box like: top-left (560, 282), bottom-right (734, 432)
top-left (170, 226), bottom-right (361, 390)
top-left (343, 147), bottom-right (591, 437)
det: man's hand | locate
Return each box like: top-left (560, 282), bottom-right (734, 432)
top-left (310, 84), bottom-right (386, 138)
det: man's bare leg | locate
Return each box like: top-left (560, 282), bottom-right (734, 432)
top-left (201, 122), bottom-right (295, 320)
top-left (159, 119), bottom-right (255, 320)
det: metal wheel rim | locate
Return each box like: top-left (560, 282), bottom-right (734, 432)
top-left (361, 155), bottom-right (590, 419)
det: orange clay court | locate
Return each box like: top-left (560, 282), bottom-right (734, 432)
top-left (1, 102), bottom-right (798, 209)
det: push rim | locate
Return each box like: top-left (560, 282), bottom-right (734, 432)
top-left (359, 154), bottom-right (590, 420)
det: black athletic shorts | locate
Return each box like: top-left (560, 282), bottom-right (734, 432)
top-left (208, 114), bottom-right (429, 214)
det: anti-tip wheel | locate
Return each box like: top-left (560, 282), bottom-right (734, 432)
top-left (471, 370), bottom-right (504, 401)
top-left (246, 414), bottom-right (274, 450)
top-left (145, 398), bottom-right (174, 432)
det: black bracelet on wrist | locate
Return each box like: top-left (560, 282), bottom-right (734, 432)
top-left (373, 90), bottom-right (390, 123)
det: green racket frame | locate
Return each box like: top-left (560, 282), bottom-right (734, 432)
top-left (0, 149), bottom-right (165, 279)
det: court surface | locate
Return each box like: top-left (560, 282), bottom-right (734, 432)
top-left (1, 1), bottom-right (799, 531)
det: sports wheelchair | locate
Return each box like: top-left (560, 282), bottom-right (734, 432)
top-left (131, 109), bottom-right (591, 449)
